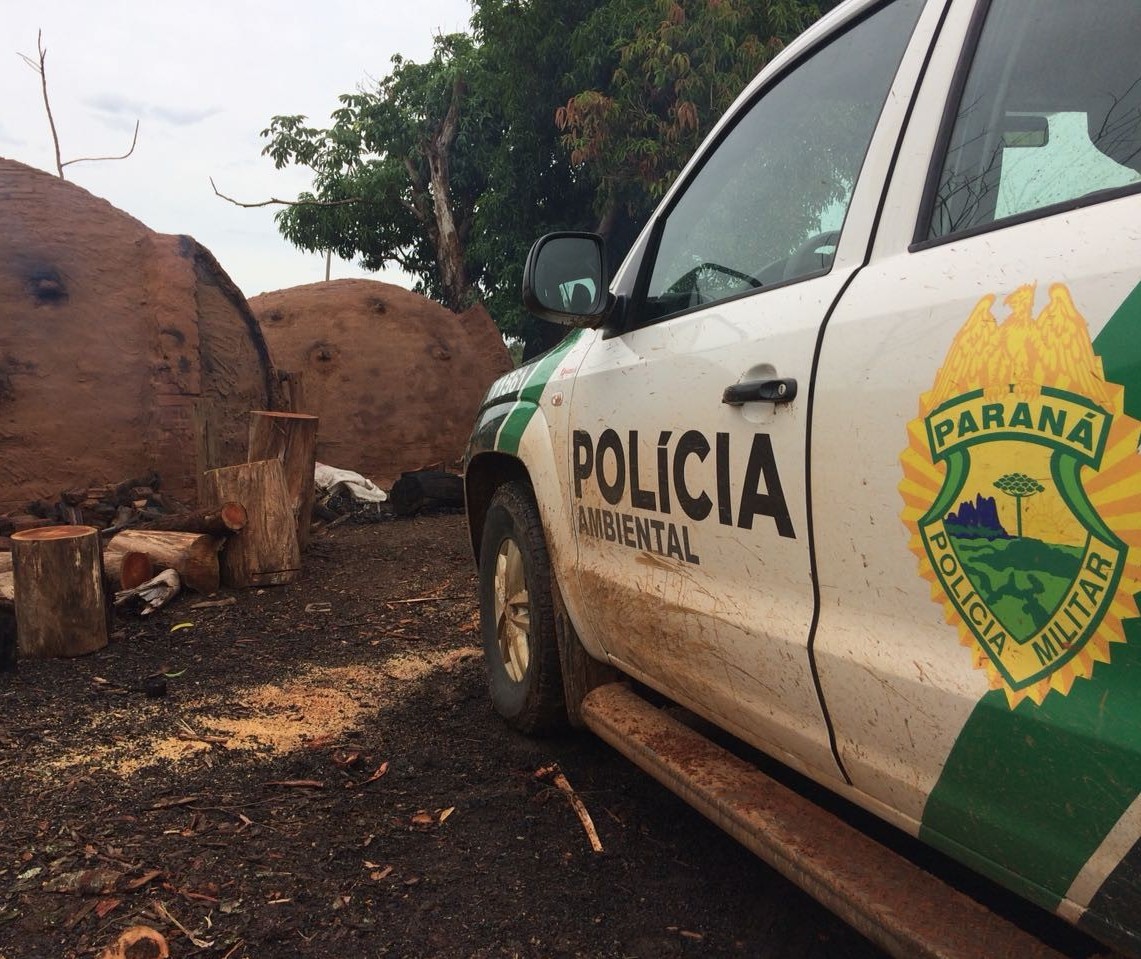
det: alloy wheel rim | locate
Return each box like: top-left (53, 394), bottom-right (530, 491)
top-left (493, 537), bottom-right (530, 682)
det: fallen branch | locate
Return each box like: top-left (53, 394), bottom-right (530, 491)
top-left (153, 901), bottom-right (213, 949)
top-left (220, 940), bottom-right (246, 959)
top-left (536, 763), bottom-right (603, 853)
top-left (131, 502), bottom-right (247, 537)
top-left (187, 596), bottom-right (238, 611)
top-left (386, 593), bottom-right (448, 606)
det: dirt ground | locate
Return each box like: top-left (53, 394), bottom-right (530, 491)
top-left (0, 512), bottom-right (1111, 958)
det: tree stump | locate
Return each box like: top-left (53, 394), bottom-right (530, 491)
top-left (202, 459), bottom-right (300, 587)
top-left (248, 410), bottom-right (319, 549)
top-left (105, 530), bottom-right (222, 593)
top-left (11, 525), bottom-right (108, 658)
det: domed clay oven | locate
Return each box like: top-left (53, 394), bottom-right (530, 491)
top-left (0, 158), bottom-right (280, 510)
top-left (248, 279), bottom-right (512, 485)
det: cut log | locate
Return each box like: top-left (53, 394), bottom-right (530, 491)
top-left (102, 549), bottom-right (155, 591)
top-left (106, 530), bottom-right (222, 593)
top-left (0, 514), bottom-right (56, 536)
top-left (11, 525), bottom-right (108, 658)
top-left (389, 470), bottom-right (465, 517)
top-left (194, 398), bottom-right (223, 508)
top-left (202, 459), bottom-right (300, 587)
top-left (0, 606), bottom-right (14, 671)
top-left (278, 370), bottom-right (309, 414)
top-left (0, 554), bottom-right (12, 608)
top-left (248, 410), bottom-right (319, 549)
top-left (129, 502), bottom-right (248, 537)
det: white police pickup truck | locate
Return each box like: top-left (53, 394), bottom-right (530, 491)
top-left (463, 1), bottom-right (1141, 955)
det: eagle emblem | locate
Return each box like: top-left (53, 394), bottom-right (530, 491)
top-left (900, 284), bottom-right (1141, 707)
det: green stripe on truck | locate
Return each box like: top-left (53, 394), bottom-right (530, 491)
top-left (919, 285), bottom-right (1141, 909)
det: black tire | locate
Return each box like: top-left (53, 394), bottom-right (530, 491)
top-left (478, 482), bottom-right (567, 734)
top-left (552, 580), bottom-right (619, 730)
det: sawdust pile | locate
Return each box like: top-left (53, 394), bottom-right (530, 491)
top-left (43, 649), bottom-right (482, 779)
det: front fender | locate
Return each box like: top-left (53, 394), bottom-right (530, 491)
top-left (463, 329), bottom-right (607, 662)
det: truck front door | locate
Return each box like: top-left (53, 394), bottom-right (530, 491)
top-left (564, 0), bottom-right (933, 780)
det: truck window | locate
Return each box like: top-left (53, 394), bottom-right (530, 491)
top-left (640, 0), bottom-right (924, 324)
top-left (927, 0), bottom-right (1141, 239)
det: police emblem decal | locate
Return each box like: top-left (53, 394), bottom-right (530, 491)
top-left (900, 284), bottom-right (1141, 707)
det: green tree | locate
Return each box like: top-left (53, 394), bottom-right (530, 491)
top-left (259, 0), bottom-right (831, 355)
top-left (464, 0), bottom-right (613, 344)
top-left (262, 33), bottom-right (486, 312)
top-left (556, 0), bottom-right (823, 230)
top-left (994, 472), bottom-right (1045, 538)
top-left (260, 8), bottom-right (610, 351)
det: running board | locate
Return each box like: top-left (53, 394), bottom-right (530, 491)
top-left (579, 683), bottom-right (1069, 959)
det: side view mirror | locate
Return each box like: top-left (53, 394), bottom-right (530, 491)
top-left (522, 233), bottom-right (614, 327)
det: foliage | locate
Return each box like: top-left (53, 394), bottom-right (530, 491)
top-left (262, 33), bottom-right (486, 310)
top-left (994, 471), bottom-right (1045, 538)
top-left (556, 0), bottom-right (823, 226)
top-left (464, 0), bottom-right (609, 342)
top-left (260, 0), bottom-right (831, 353)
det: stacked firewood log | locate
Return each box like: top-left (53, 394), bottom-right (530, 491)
top-left (0, 409), bottom-right (321, 667)
top-left (0, 472), bottom-right (180, 546)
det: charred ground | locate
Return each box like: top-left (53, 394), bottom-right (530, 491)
top-left (0, 513), bottom-right (1105, 958)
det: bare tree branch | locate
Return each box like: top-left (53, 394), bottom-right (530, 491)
top-left (20, 30), bottom-right (140, 179)
top-left (61, 120), bottom-right (139, 169)
top-left (209, 177), bottom-right (364, 208)
top-left (20, 31), bottom-right (63, 177)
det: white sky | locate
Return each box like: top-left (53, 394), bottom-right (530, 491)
top-left (2, 0), bottom-right (474, 298)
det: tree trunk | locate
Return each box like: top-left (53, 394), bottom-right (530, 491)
top-left (193, 397), bottom-right (223, 508)
top-left (11, 525), bottom-right (108, 658)
top-left (106, 530), bottom-right (222, 594)
top-left (427, 76), bottom-right (472, 312)
top-left (248, 411), bottom-right (318, 549)
top-left (202, 459), bottom-right (300, 587)
top-left (278, 370), bottom-right (309, 414)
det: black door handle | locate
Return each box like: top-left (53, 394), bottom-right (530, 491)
top-left (722, 377), bottom-right (797, 405)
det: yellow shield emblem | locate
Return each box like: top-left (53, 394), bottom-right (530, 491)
top-left (900, 284), bottom-right (1141, 707)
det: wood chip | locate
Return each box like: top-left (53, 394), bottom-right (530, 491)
top-left (94, 898), bottom-right (122, 919)
top-left (124, 869), bottom-right (163, 890)
top-left (148, 796), bottom-right (199, 810)
top-left (188, 596), bottom-right (237, 610)
top-left (358, 760), bottom-right (389, 787)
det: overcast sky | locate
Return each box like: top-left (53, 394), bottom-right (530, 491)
top-left (2, 1), bottom-right (474, 298)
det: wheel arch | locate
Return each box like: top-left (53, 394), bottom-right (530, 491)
top-left (465, 451), bottom-right (533, 566)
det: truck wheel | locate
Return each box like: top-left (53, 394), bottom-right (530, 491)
top-left (552, 581), bottom-right (618, 729)
top-left (479, 482), bottom-right (566, 733)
